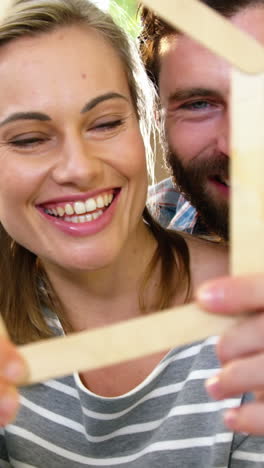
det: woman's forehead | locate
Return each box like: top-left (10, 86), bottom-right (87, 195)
top-left (0, 24), bottom-right (122, 65)
top-left (0, 25), bottom-right (131, 113)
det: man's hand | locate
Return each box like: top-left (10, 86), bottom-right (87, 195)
top-left (196, 274), bottom-right (264, 435)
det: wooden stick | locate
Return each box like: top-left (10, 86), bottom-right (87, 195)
top-left (20, 303), bottom-right (235, 384)
top-left (0, 0), bottom-right (12, 340)
top-left (231, 70), bottom-right (264, 274)
top-left (142, 0), bottom-right (264, 74)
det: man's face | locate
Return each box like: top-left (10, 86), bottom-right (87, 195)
top-left (158, 5), bottom-right (264, 240)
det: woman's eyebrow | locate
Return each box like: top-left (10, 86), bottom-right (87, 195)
top-left (81, 92), bottom-right (128, 113)
top-left (0, 93), bottom-right (129, 127)
top-left (0, 111), bottom-right (51, 127)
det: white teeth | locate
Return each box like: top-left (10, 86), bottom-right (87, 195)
top-left (74, 201), bottom-right (86, 215)
top-left (65, 204), bottom-right (74, 215)
top-left (56, 210), bottom-right (104, 224)
top-left (92, 210), bottom-right (103, 221)
top-left (92, 210), bottom-right (103, 220)
top-left (104, 194), bottom-right (109, 206)
top-left (218, 175), bottom-right (230, 187)
top-left (46, 191), bottom-right (114, 221)
top-left (96, 195), bottom-right (104, 209)
top-left (85, 198), bottom-right (97, 212)
top-left (57, 207), bottom-right (65, 217)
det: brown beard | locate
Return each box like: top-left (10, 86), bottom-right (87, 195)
top-left (166, 149), bottom-right (229, 241)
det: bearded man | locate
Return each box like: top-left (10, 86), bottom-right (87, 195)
top-left (139, 1), bottom-right (253, 241)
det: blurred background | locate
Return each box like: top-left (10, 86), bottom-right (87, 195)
top-left (92, 0), bottom-right (140, 37)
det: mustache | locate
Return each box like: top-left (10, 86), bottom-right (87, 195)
top-left (185, 153), bottom-right (229, 181)
top-left (165, 149), bottom-right (229, 240)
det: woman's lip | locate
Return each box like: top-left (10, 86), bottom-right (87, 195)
top-left (38, 190), bottom-right (120, 237)
top-left (37, 187), bottom-right (119, 206)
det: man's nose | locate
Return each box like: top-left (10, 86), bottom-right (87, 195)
top-left (218, 133), bottom-right (229, 156)
top-left (217, 115), bottom-right (229, 156)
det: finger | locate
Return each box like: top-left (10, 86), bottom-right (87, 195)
top-left (254, 390), bottom-right (264, 401)
top-left (0, 381), bottom-right (20, 426)
top-left (206, 354), bottom-right (264, 400)
top-left (224, 402), bottom-right (264, 435)
top-left (0, 338), bottom-right (28, 384)
top-left (196, 274), bottom-right (264, 315)
top-left (217, 312), bottom-right (264, 363)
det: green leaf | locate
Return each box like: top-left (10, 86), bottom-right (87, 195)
top-left (109, 0), bottom-right (140, 38)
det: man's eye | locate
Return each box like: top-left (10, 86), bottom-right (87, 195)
top-left (181, 100), bottom-right (212, 110)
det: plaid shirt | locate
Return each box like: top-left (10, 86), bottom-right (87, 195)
top-left (148, 177), bottom-right (209, 236)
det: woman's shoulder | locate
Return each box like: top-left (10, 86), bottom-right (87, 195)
top-left (180, 232), bottom-right (229, 291)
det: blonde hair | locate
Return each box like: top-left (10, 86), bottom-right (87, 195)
top-left (0, 0), bottom-right (190, 344)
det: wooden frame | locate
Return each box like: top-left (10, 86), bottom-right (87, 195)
top-left (0, 0), bottom-right (263, 385)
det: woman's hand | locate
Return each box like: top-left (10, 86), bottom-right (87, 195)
top-left (0, 337), bottom-right (27, 426)
top-left (196, 274), bottom-right (264, 435)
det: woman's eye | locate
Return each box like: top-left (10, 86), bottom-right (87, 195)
top-left (8, 136), bottom-right (49, 147)
top-left (92, 119), bottom-right (124, 131)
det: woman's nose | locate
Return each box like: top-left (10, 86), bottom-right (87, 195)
top-left (51, 137), bottom-right (103, 189)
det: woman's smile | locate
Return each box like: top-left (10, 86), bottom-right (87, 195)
top-left (0, 26), bottom-right (148, 270)
top-left (38, 188), bottom-right (120, 237)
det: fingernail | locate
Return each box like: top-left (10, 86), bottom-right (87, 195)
top-left (197, 284), bottom-right (225, 307)
top-left (2, 360), bottom-right (27, 383)
top-left (224, 409), bottom-right (238, 428)
top-left (197, 285), bottom-right (214, 304)
top-left (206, 375), bottom-right (222, 399)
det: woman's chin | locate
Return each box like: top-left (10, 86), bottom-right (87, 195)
top-left (43, 251), bottom-right (118, 275)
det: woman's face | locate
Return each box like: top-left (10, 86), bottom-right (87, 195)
top-left (0, 26), bottom-right (148, 271)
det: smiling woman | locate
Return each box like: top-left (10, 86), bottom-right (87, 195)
top-left (0, 0), bottom-right (193, 359)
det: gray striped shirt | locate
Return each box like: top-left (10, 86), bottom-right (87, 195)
top-left (0, 335), bottom-right (263, 467)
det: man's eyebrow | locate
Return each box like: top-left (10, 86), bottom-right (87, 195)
top-left (81, 92), bottom-right (129, 113)
top-left (168, 88), bottom-right (223, 102)
top-left (0, 112), bottom-right (51, 127)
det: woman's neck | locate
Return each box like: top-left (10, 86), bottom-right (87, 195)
top-left (41, 220), bottom-right (158, 332)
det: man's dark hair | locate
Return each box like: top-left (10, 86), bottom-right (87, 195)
top-left (138, 0), bottom-right (264, 88)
